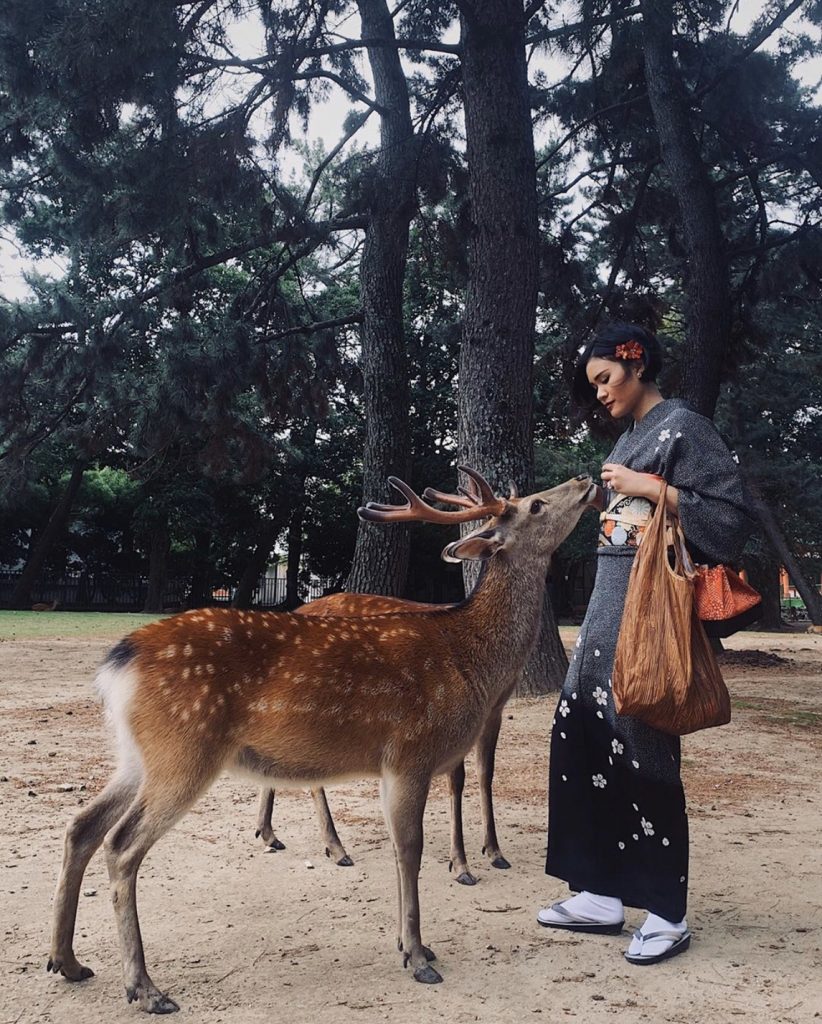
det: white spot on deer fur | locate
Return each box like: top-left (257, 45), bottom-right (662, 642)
top-left (207, 622), bottom-right (215, 631)
top-left (184, 643), bottom-right (193, 657)
top-left (194, 665), bottom-right (203, 676)
top-left (277, 633), bottom-right (286, 641)
top-left (200, 683), bottom-right (209, 694)
top-left (182, 667), bottom-right (190, 680)
top-left (232, 682), bottom-right (241, 692)
top-left (163, 645), bottom-right (176, 659)
top-left (181, 709), bottom-right (190, 722)
top-left (193, 700), bottom-right (201, 712)
top-left (197, 722), bottom-right (206, 732)
top-left (217, 695), bottom-right (225, 706)
top-left (207, 664), bottom-right (215, 675)
top-left (221, 627), bottom-right (232, 642)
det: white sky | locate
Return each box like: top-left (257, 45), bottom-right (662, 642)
top-left (0, 1), bottom-right (819, 301)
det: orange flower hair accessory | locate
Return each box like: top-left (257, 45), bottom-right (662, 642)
top-left (614, 340), bottom-right (644, 361)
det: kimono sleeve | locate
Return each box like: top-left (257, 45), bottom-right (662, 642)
top-left (658, 412), bottom-right (754, 565)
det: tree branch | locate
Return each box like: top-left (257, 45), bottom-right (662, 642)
top-left (259, 314), bottom-right (363, 345)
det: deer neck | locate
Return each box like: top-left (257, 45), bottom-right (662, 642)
top-left (451, 553), bottom-right (548, 695)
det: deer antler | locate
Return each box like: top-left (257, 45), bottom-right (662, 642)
top-left (359, 467), bottom-right (507, 525)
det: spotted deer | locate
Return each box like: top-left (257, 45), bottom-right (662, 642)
top-left (47, 468), bottom-right (595, 1012)
top-left (257, 478), bottom-right (514, 884)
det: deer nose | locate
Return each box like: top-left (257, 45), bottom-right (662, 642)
top-left (575, 473), bottom-right (591, 482)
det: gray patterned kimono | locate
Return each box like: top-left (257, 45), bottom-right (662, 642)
top-left (545, 399), bottom-right (752, 921)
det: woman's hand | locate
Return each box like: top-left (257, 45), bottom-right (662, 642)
top-left (601, 463), bottom-right (662, 501)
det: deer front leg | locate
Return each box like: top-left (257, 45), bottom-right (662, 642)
top-left (476, 705), bottom-right (510, 869)
top-left (311, 788), bottom-right (353, 866)
top-left (447, 761), bottom-right (476, 885)
top-left (255, 788), bottom-right (286, 850)
top-left (381, 772), bottom-right (441, 984)
top-left (48, 774), bottom-right (138, 983)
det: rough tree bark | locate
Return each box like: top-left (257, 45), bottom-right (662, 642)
top-left (742, 552), bottom-right (783, 631)
top-left (641, 0), bottom-right (731, 418)
top-left (748, 482), bottom-right (822, 626)
top-left (11, 460), bottom-right (86, 608)
top-left (285, 502), bottom-right (305, 610)
top-left (346, 0), bottom-right (416, 596)
top-left (231, 514), bottom-right (288, 610)
top-left (143, 518), bottom-right (170, 614)
top-left (459, 0), bottom-right (568, 694)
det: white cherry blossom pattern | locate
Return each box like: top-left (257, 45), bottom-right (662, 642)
top-left (558, 699), bottom-right (570, 718)
top-left (611, 738), bottom-right (624, 755)
top-left (658, 429), bottom-right (671, 441)
top-left (593, 686), bottom-right (608, 706)
top-left (632, 833), bottom-right (639, 841)
top-left (560, 731), bottom-right (567, 739)
top-left (594, 649), bottom-right (601, 657)
top-left (662, 838), bottom-right (670, 847)
top-left (632, 803), bottom-right (639, 811)
top-left (596, 710), bottom-right (604, 719)
top-left (592, 774), bottom-right (607, 789)
top-left (618, 841), bottom-right (625, 850)
top-left (561, 774), bottom-right (568, 782)
top-left (632, 759), bottom-right (640, 769)
top-left (571, 692), bottom-right (578, 700)
top-left (641, 817), bottom-right (655, 837)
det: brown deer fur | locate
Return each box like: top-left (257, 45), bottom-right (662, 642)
top-left (47, 470), bottom-right (594, 1013)
top-left (258, 591), bottom-right (514, 883)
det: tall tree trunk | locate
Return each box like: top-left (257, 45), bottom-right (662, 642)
top-left (459, 0), bottom-right (567, 694)
top-left (187, 529), bottom-right (213, 609)
top-left (742, 552), bottom-right (783, 631)
top-left (641, 0), bottom-right (731, 418)
top-left (232, 515), bottom-right (287, 610)
top-left (748, 483), bottom-right (822, 626)
top-left (285, 503), bottom-right (305, 610)
top-left (143, 519), bottom-right (170, 613)
top-left (12, 460), bottom-right (86, 608)
top-left (346, 0), bottom-right (415, 596)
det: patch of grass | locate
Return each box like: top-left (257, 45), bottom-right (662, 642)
top-left (732, 697), bottom-right (821, 731)
top-left (0, 610), bottom-right (164, 641)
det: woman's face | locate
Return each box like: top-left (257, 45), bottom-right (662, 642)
top-left (586, 357), bottom-right (644, 419)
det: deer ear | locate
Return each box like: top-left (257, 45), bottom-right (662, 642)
top-left (441, 532), bottom-right (504, 563)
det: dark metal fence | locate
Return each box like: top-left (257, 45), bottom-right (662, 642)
top-left (0, 571), bottom-right (331, 611)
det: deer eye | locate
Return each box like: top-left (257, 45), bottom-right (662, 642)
top-left (530, 499), bottom-right (544, 514)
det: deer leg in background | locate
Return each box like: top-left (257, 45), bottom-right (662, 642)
top-left (447, 761), bottom-right (476, 885)
top-left (477, 703), bottom-right (510, 869)
top-left (255, 788), bottom-right (286, 850)
top-left (48, 774), bottom-right (139, 983)
top-left (312, 788), bottom-right (353, 866)
top-left (381, 771), bottom-right (441, 984)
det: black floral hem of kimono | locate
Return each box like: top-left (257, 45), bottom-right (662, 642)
top-left (545, 399), bottom-right (753, 924)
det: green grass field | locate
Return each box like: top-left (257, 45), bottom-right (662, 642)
top-left (0, 610), bottom-right (163, 641)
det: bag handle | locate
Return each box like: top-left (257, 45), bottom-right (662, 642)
top-left (646, 479), bottom-right (696, 582)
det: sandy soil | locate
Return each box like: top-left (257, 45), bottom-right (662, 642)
top-left (1, 627), bottom-right (820, 1024)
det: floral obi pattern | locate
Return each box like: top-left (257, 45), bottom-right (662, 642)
top-left (598, 491), bottom-right (654, 548)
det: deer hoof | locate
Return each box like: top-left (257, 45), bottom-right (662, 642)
top-left (47, 956), bottom-right (94, 982)
top-left (126, 984), bottom-right (180, 1014)
top-left (490, 855), bottom-right (511, 870)
top-left (413, 964), bottom-right (443, 984)
top-left (265, 839), bottom-right (286, 852)
top-left (423, 945), bottom-right (437, 962)
top-left (336, 854), bottom-right (354, 867)
top-left (455, 870), bottom-right (478, 886)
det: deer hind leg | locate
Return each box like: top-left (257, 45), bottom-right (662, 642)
top-left (312, 787), bottom-right (353, 866)
top-left (380, 772), bottom-right (441, 984)
top-left (48, 772), bottom-right (140, 982)
top-left (103, 767), bottom-right (219, 1014)
top-left (477, 705), bottom-right (510, 869)
top-left (447, 761), bottom-right (476, 885)
top-left (255, 788), bottom-right (286, 850)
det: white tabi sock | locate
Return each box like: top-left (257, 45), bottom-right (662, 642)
top-left (539, 890), bottom-right (624, 925)
top-left (627, 912), bottom-right (688, 958)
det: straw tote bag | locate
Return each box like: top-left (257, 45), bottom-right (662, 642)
top-left (612, 483), bottom-right (731, 736)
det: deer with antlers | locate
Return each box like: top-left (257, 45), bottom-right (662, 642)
top-left (47, 467), bottom-right (594, 1012)
top-left (255, 473), bottom-right (518, 883)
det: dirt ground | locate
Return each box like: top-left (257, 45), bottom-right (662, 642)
top-left (1, 625), bottom-right (820, 1024)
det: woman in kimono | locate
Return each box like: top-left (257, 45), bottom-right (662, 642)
top-left (539, 323), bottom-right (751, 965)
